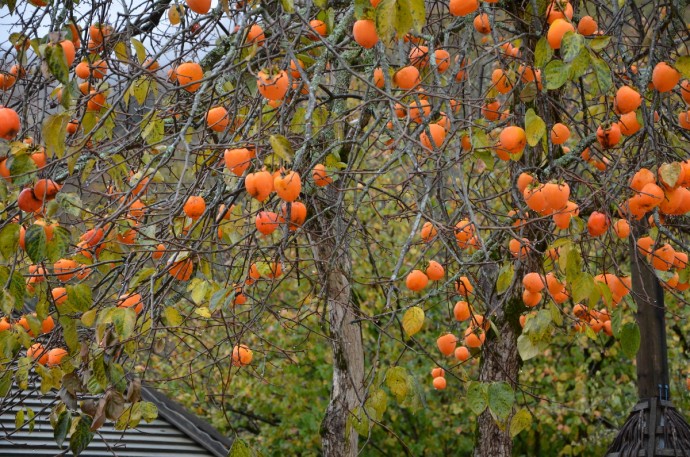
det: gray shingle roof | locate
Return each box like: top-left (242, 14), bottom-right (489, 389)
top-left (0, 382), bottom-right (232, 457)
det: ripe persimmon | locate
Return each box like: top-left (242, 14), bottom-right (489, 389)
top-left (246, 24), bottom-right (265, 46)
top-left (596, 123), bottom-right (621, 148)
top-left (577, 15), bottom-right (597, 35)
top-left (651, 62), bottom-right (680, 92)
top-left (245, 170), bottom-right (274, 201)
top-left (454, 300), bottom-right (471, 321)
top-left (352, 19), bottom-right (378, 49)
top-left (47, 348), bottom-right (68, 366)
top-left (27, 343), bottom-right (48, 365)
top-left (546, 0), bottom-right (573, 23)
top-left (0, 106), bottom-right (20, 140)
top-left (183, 195), bottom-right (206, 220)
top-left (420, 124), bottom-right (446, 150)
top-left (449, 0), bottom-right (478, 16)
top-left (456, 276), bottom-right (474, 296)
top-left (18, 188), bottom-right (42, 212)
top-left (420, 221), bottom-right (437, 242)
top-left (612, 219), bottom-right (630, 238)
top-left (547, 19), bottom-right (574, 50)
top-left (587, 211), bottom-right (609, 236)
top-left (175, 62), bottom-right (204, 92)
top-left (274, 170), bottom-right (301, 202)
top-left (431, 367), bottom-right (445, 378)
top-left (308, 19), bottom-right (327, 39)
top-left (206, 106), bottom-right (229, 132)
top-left (522, 290), bottom-right (542, 307)
top-left (406, 270), bottom-right (429, 291)
top-left (426, 260), bottom-right (444, 281)
top-left (224, 148), bottom-right (251, 176)
top-left (281, 201), bottom-right (307, 230)
top-left (433, 377), bottom-right (447, 390)
top-left (232, 344), bottom-right (253, 366)
top-left (312, 164), bottom-right (333, 186)
top-left (615, 86), bottom-right (642, 114)
top-left (491, 68), bottom-right (513, 94)
top-left (437, 333), bottom-right (457, 356)
top-left (619, 111), bottom-right (641, 135)
top-left (393, 66), bottom-right (420, 90)
top-left (257, 70), bottom-right (289, 100)
top-left (498, 126), bottom-right (526, 154)
top-left (550, 123), bottom-right (570, 144)
top-left (473, 13), bottom-right (491, 34)
top-left (256, 211), bottom-right (280, 235)
top-left (33, 179), bottom-right (61, 201)
top-left (118, 293), bottom-right (144, 314)
top-left (169, 257), bottom-right (194, 281)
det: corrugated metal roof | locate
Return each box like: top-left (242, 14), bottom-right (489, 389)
top-left (0, 382), bottom-right (232, 457)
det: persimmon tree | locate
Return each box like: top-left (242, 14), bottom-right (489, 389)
top-left (0, 0), bottom-right (689, 455)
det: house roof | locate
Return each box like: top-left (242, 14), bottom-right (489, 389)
top-left (0, 381), bottom-right (232, 457)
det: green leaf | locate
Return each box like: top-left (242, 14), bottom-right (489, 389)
top-left (60, 316), bottom-right (79, 351)
top-left (385, 366), bottom-right (410, 402)
top-left (67, 284), bottom-right (92, 312)
top-left (510, 408), bottom-right (532, 437)
top-left (496, 263), bottom-right (514, 295)
top-left (350, 406), bottom-right (371, 437)
top-left (8, 154), bottom-right (36, 185)
top-left (280, 0), bottom-right (294, 13)
top-left (44, 44), bottom-right (69, 84)
top-left (568, 47), bottom-right (590, 80)
top-left (588, 35), bottom-right (611, 51)
top-left (560, 32), bottom-right (584, 63)
top-left (517, 334), bottom-right (542, 360)
top-left (408, 0), bottom-right (426, 33)
top-left (114, 42), bottom-right (129, 63)
top-left (228, 438), bottom-right (263, 457)
top-left (46, 226), bottom-right (71, 263)
top-left (466, 381), bottom-right (488, 415)
top-left (54, 411), bottom-right (72, 448)
top-left (130, 38), bottom-right (147, 64)
top-left (69, 415), bottom-right (94, 456)
top-left (590, 53), bottom-right (613, 93)
top-left (659, 162), bottom-right (682, 188)
top-left (268, 134), bottom-right (294, 161)
top-left (129, 267), bottom-right (155, 289)
top-left (42, 113), bottom-right (70, 159)
top-left (108, 362), bottom-right (127, 392)
top-left (402, 306), bottom-right (424, 337)
top-left (0, 223), bottom-right (19, 260)
top-left (24, 224), bottom-right (46, 262)
top-left (140, 401), bottom-right (158, 422)
top-left (525, 108), bottom-right (546, 147)
top-left (674, 56), bottom-right (690, 79)
top-left (0, 370), bottom-right (12, 397)
top-left (141, 112), bottom-right (164, 146)
top-left (111, 307), bottom-right (136, 339)
top-left (620, 322), bottom-right (640, 359)
top-left (130, 76), bottom-right (151, 105)
top-left (57, 192), bottom-right (83, 217)
top-left (376, 0), bottom-right (422, 42)
top-left (534, 37), bottom-right (553, 68)
top-left (162, 306), bottom-right (183, 326)
top-left (488, 382), bottom-right (514, 420)
top-left (15, 408), bottom-right (24, 430)
top-left (366, 388), bottom-right (388, 421)
top-left (92, 352), bottom-right (108, 390)
top-left (545, 60), bottom-right (569, 90)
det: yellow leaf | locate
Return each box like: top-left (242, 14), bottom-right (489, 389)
top-left (402, 306), bottom-right (424, 336)
top-left (194, 307), bottom-right (211, 318)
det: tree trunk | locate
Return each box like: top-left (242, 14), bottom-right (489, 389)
top-left (473, 305), bottom-right (520, 457)
top-left (309, 194), bottom-right (364, 457)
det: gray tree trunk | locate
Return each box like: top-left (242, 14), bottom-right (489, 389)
top-left (473, 305), bottom-right (520, 457)
top-left (309, 193), bottom-right (364, 457)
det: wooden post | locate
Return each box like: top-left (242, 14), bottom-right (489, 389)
top-left (629, 232), bottom-right (669, 401)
